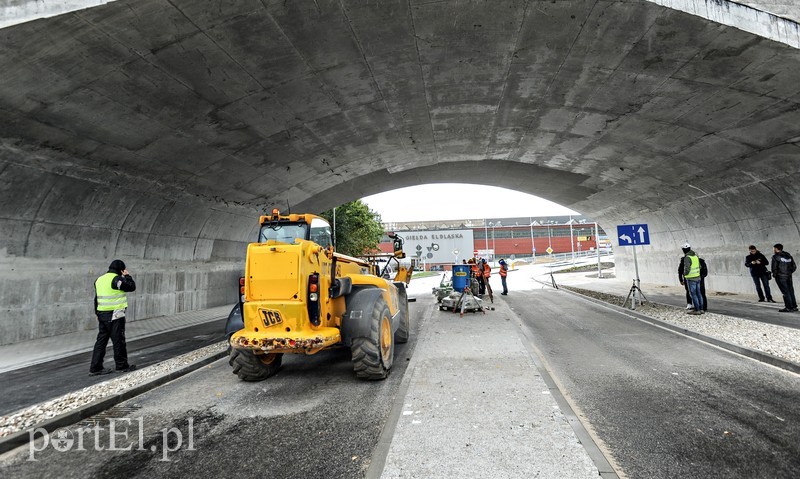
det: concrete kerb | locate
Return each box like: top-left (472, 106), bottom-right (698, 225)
top-left (560, 287), bottom-right (800, 376)
top-left (364, 302), bottom-right (432, 479)
top-left (0, 349), bottom-right (228, 456)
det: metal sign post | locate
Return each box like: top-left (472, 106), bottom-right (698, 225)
top-left (595, 222), bottom-right (602, 279)
top-left (617, 224), bottom-right (650, 310)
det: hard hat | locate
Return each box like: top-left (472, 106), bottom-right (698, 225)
top-left (682, 243), bottom-right (691, 249)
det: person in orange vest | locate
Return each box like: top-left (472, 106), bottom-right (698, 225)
top-left (499, 259), bottom-right (508, 295)
top-left (481, 258), bottom-right (493, 303)
top-left (467, 258), bottom-right (483, 294)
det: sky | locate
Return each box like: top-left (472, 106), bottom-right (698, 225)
top-left (362, 184), bottom-right (578, 223)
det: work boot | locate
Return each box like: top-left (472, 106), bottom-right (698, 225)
top-left (778, 308), bottom-right (792, 312)
top-left (768, 299), bottom-right (777, 303)
top-left (89, 368), bottom-right (113, 376)
top-left (687, 310), bottom-right (701, 315)
top-left (758, 299), bottom-right (765, 302)
top-left (116, 364), bottom-right (138, 373)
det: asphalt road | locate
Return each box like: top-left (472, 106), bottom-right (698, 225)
top-left (0, 319), bottom-right (228, 415)
top-left (0, 309), bottom-right (422, 478)
top-left (3, 287), bottom-right (799, 478)
top-left (507, 288), bottom-right (800, 478)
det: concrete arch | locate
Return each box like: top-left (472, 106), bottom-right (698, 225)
top-left (1, 0), bottom-right (800, 343)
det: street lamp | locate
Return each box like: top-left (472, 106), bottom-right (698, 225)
top-left (493, 221), bottom-right (501, 261)
top-left (530, 219), bottom-right (540, 261)
top-left (566, 217), bottom-right (576, 264)
top-left (485, 220), bottom-right (490, 252)
top-left (491, 223), bottom-right (496, 261)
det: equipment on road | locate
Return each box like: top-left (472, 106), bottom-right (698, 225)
top-left (226, 209), bottom-right (412, 381)
top-left (432, 272), bottom-right (454, 302)
top-left (622, 279), bottom-right (648, 310)
top-left (440, 285), bottom-right (485, 316)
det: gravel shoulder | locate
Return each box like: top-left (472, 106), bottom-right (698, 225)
top-left (1, 341), bottom-right (227, 438)
top-left (562, 286), bottom-right (800, 365)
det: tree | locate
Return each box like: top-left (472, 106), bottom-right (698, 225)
top-left (319, 201), bottom-right (384, 257)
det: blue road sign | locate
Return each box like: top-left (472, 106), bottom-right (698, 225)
top-left (616, 224), bottom-right (650, 246)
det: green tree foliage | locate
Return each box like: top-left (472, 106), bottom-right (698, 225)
top-left (319, 200), bottom-right (384, 257)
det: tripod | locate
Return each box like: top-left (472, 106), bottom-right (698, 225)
top-left (623, 279), bottom-right (648, 310)
top-left (453, 285), bottom-right (485, 317)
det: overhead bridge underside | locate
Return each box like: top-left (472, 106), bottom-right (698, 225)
top-left (0, 0), bottom-right (798, 343)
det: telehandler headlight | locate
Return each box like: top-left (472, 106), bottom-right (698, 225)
top-left (309, 292), bottom-right (319, 301)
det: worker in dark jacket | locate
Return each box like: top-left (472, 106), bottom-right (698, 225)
top-left (771, 244), bottom-right (797, 312)
top-left (745, 245), bottom-right (775, 303)
top-left (90, 259), bottom-right (137, 375)
top-left (499, 259), bottom-right (509, 295)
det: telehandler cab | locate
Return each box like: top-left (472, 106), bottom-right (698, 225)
top-left (225, 210), bottom-right (412, 381)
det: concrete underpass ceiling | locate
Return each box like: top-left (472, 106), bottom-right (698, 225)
top-left (1, 0), bottom-right (800, 241)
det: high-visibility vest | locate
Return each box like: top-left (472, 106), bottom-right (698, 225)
top-left (95, 272), bottom-right (127, 311)
top-left (500, 265), bottom-right (508, 277)
top-left (482, 263), bottom-right (491, 278)
top-left (470, 264), bottom-right (479, 276)
top-left (685, 255), bottom-right (701, 279)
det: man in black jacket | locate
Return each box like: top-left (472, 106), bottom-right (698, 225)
top-left (745, 245), bottom-right (775, 303)
top-left (771, 244), bottom-right (797, 312)
top-left (90, 259), bottom-right (137, 375)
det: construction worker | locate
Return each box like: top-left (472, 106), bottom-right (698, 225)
top-left (469, 258), bottom-right (484, 295)
top-left (90, 259), bottom-right (137, 375)
top-left (481, 258), bottom-right (493, 303)
top-left (499, 259), bottom-right (508, 295)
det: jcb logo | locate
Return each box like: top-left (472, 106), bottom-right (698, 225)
top-left (259, 309), bottom-right (283, 326)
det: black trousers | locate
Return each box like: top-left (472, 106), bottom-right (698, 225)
top-left (775, 276), bottom-right (797, 310)
top-left (90, 317), bottom-right (129, 372)
top-left (750, 273), bottom-right (773, 301)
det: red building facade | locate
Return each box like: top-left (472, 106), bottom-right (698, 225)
top-left (379, 222), bottom-right (604, 263)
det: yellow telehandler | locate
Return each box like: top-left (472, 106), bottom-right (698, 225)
top-left (225, 210), bottom-right (411, 381)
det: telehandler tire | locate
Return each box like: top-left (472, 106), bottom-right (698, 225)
top-left (351, 298), bottom-right (394, 380)
top-left (229, 348), bottom-right (282, 381)
top-left (395, 285), bottom-right (410, 344)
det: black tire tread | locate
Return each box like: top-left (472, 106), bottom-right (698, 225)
top-left (395, 286), bottom-right (410, 344)
top-left (228, 348), bottom-right (282, 382)
top-left (351, 298), bottom-right (392, 380)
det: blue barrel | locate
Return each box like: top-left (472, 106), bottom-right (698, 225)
top-left (451, 264), bottom-right (470, 292)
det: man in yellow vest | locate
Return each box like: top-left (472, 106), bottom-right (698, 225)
top-left (90, 259), bottom-right (137, 375)
top-left (680, 243), bottom-right (704, 315)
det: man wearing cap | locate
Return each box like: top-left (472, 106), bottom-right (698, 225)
top-left (745, 245), bottom-right (775, 303)
top-left (680, 244), bottom-right (704, 315)
top-left (90, 259), bottom-right (137, 375)
top-left (499, 259), bottom-right (509, 295)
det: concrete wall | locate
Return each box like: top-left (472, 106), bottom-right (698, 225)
top-left (583, 151), bottom-right (800, 295)
top-left (648, 0), bottom-right (800, 47)
top-left (0, 259), bottom-right (240, 346)
top-left (0, 145), bottom-right (256, 345)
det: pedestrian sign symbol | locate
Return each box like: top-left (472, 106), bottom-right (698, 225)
top-left (616, 224), bottom-right (650, 246)
top-left (546, 246), bottom-right (553, 254)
